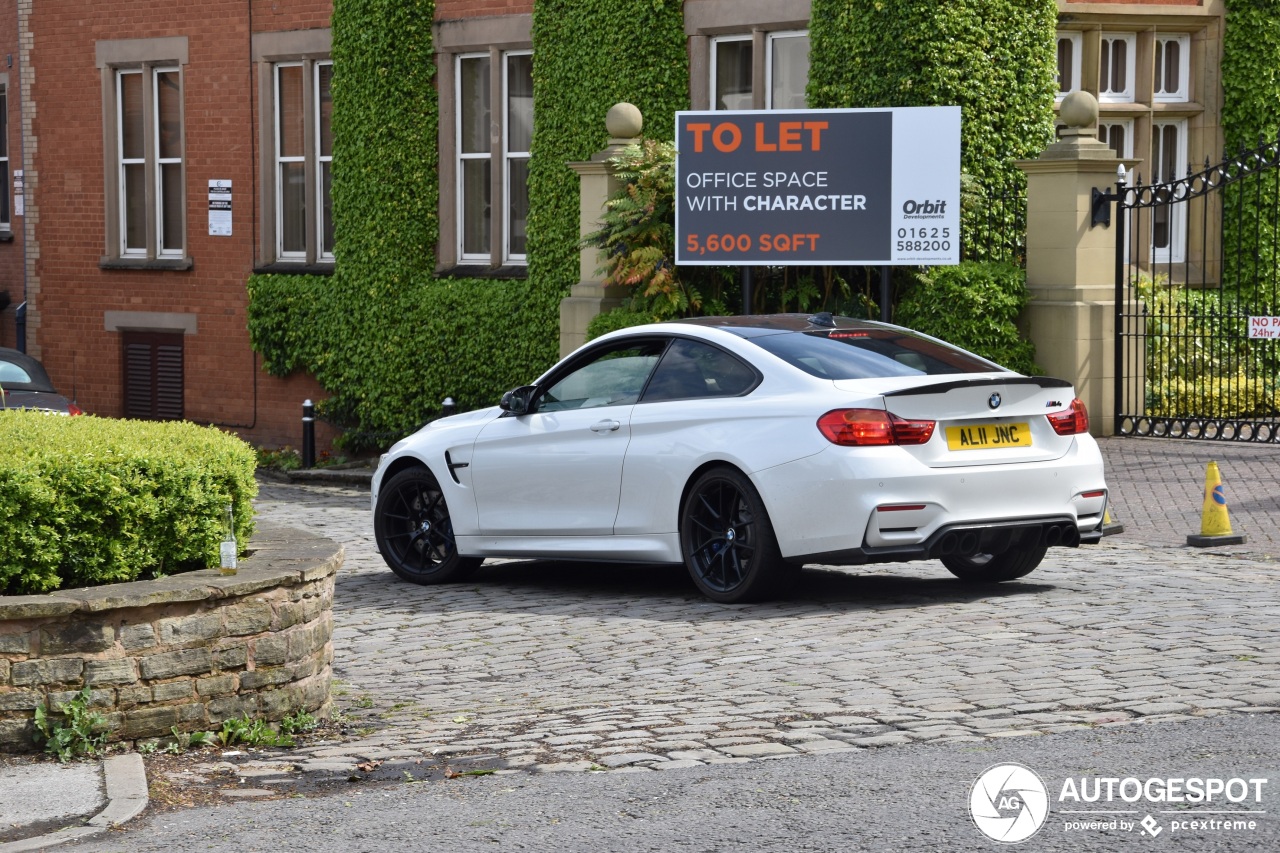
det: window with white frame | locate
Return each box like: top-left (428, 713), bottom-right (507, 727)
top-left (1151, 120), bottom-right (1188, 262)
top-left (1099, 33), bottom-right (1136, 103)
top-left (711, 36), bottom-right (752, 110)
top-left (767, 31), bottom-right (809, 109)
top-left (273, 60), bottom-right (333, 263)
top-left (97, 37), bottom-right (188, 266)
top-left (456, 50), bottom-right (532, 265)
top-left (711, 30), bottom-right (809, 110)
top-left (1055, 32), bottom-right (1082, 98)
top-left (0, 87), bottom-right (9, 230)
top-left (1154, 34), bottom-right (1190, 102)
top-left (115, 66), bottom-right (184, 259)
top-left (1098, 121), bottom-right (1133, 162)
top-left (1100, 121), bottom-right (1134, 261)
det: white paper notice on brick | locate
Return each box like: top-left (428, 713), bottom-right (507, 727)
top-left (209, 180), bottom-right (232, 236)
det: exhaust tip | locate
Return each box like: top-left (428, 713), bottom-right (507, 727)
top-left (957, 532), bottom-right (979, 556)
top-left (1044, 525), bottom-right (1062, 547)
top-left (937, 532), bottom-right (958, 556)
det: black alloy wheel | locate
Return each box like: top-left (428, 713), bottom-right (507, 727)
top-left (374, 467), bottom-right (482, 584)
top-left (680, 467), bottom-right (791, 603)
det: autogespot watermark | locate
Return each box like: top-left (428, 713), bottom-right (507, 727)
top-left (968, 764), bottom-right (1268, 844)
top-left (970, 763), bottom-right (1051, 843)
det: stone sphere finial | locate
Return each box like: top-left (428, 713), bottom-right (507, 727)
top-left (1059, 90), bottom-right (1098, 129)
top-left (605, 103), bottom-right (643, 139)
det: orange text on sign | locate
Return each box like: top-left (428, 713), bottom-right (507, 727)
top-left (685, 121), bottom-right (830, 153)
top-left (685, 233), bottom-right (821, 255)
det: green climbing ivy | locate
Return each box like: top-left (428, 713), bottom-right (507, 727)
top-left (807, 0), bottom-right (1057, 257)
top-left (1221, 0), bottom-right (1280, 311)
top-left (247, 0), bottom-right (688, 449)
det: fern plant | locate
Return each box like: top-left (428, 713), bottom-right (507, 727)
top-left (582, 140), bottom-right (704, 319)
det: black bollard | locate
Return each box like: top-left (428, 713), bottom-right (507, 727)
top-left (442, 396), bottom-right (456, 417)
top-left (301, 399), bottom-right (315, 469)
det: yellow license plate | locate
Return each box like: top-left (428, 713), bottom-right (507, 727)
top-left (945, 422), bottom-right (1032, 450)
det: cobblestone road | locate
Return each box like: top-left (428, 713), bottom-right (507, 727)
top-left (229, 438), bottom-right (1280, 781)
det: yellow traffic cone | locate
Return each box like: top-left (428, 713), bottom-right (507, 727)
top-left (1102, 505), bottom-right (1124, 536)
top-left (1187, 461), bottom-right (1246, 547)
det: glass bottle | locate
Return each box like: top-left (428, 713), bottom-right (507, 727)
top-left (219, 503), bottom-right (238, 575)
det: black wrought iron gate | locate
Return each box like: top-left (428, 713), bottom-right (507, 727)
top-left (1112, 136), bottom-right (1280, 442)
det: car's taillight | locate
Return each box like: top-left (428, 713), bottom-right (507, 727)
top-left (817, 409), bottom-right (936, 446)
top-left (1047, 398), bottom-right (1089, 435)
top-left (67, 403), bottom-right (84, 416)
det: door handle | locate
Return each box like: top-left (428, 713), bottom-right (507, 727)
top-left (590, 419), bottom-right (622, 433)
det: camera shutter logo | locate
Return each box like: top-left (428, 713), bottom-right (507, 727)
top-left (969, 763), bottom-right (1050, 843)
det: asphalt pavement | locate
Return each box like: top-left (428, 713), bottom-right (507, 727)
top-left (1, 435), bottom-right (1277, 850)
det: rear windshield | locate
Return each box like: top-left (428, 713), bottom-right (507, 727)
top-left (747, 329), bottom-right (1003, 379)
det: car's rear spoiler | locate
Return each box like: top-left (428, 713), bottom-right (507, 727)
top-left (882, 376), bottom-right (1073, 397)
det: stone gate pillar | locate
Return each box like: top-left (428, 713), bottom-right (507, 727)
top-left (558, 104), bottom-right (644, 358)
top-left (1017, 92), bottom-right (1136, 436)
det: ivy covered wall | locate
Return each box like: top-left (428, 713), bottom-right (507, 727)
top-left (248, 0), bottom-right (1068, 446)
top-left (247, 0), bottom-right (688, 447)
top-left (807, 0), bottom-right (1057, 251)
top-left (528, 0), bottom-right (688, 293)
top-left (1221, 0), bottom-right (1280, 305)
top-left (1222, 0), bottom-right (1280, 150)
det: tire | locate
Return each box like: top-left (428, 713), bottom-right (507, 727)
top-left (680, 467), bottom-right (788, 603)
top-left (374, 467), bottom-right (482, 584)
top-left (941, 541), bottom-right (1048, 583)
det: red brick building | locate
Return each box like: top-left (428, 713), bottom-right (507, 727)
top-left (1, 0), bottom-right (338, 450)
top-left (0, 0), bottom-right (1227, 451)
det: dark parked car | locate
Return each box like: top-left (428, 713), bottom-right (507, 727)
top-left (0, 347), bottom-right (83, 415)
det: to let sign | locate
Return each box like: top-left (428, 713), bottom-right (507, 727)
top-left (1249, 316), bottom-right (1280, 339)
top-left (675, 107), bottom-right (961, 266)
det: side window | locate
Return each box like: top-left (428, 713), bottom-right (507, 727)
top-left (97, 37), bottom-right (189, 267)
top-left (252, 29), bottom-right (332, 268)
top-left (1055, 31), bottom-right (1082, 99)
top-left (1099, 33), bottom-right (1136, 103)
top-left (273, 60), bottom-right (334, 264)
top-left (114, 67), bottom-right (185, 259)
top-left (642, 339), bottom-right (758, 403)
top-left (708, 30), bottom-right (809, 111)
top-left (539, 342), bottom-right (665, 412)
top-left (456, 50), bottom-right (532, 265)
top-left (0, 86), bottom-right (9, 231)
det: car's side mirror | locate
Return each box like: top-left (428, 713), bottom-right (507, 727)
top-left (499, 385), bottom-right (539, 415)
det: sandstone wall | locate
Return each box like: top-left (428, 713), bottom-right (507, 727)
top-left (0, 523), bottom-right (342, 751)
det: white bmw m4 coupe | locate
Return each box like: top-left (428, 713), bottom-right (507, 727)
top-left (372, 314), bottom-right (1108, 602)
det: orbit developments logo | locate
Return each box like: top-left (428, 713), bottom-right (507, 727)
top-left (901, 198), bottom-right (948, 219)
top-left (969, 763), bottom-right (1051, 843)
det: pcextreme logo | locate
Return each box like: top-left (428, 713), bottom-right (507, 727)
top-left (969, 763), bottom-right (1051, 843)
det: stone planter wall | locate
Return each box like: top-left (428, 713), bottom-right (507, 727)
top-left (0, 523), bottom-right (343, 752)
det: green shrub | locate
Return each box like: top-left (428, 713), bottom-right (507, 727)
top-left (1136, 273), bottom-right (1280, 418)
top-left (586, 308), bottom-right (660, 341)
top-left (894, 261), bottom-right (1040, 374)
top-left (0, 414), bottom-right (257, 594)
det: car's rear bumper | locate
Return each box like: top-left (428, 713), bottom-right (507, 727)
top-left (752, 437), bottom-right (1108, 563)
top-left (790, 514), bottom-right (1103, 566)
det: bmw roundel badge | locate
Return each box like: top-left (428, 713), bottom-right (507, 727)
top-left (988, 392), bottom-right (1002, 410)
